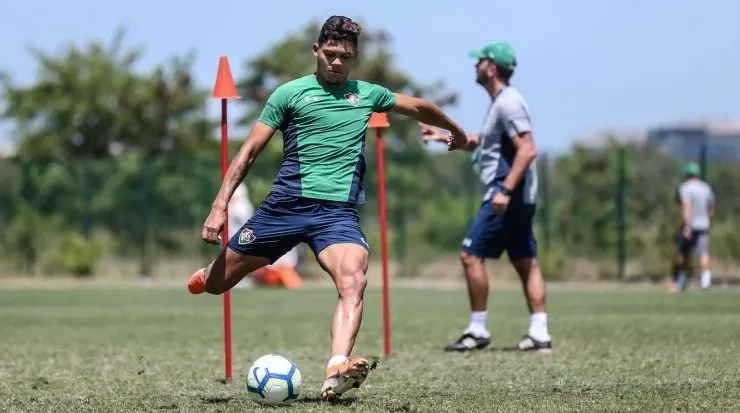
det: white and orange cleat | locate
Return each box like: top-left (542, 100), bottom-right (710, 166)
top-left (320, 356), bottom-right (376, 401)
top-left (187, 268), bottom-right (206, 294)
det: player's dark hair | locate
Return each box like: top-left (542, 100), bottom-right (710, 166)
top-left (496, 66), bottom-right (514, 83)
top-left (317, 15), bottom-right (362, 50)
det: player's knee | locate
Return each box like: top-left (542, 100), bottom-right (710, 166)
top-left (460, 251), bottom-right (482, 267)
top-left (336, 265), bottom-right (367, 299)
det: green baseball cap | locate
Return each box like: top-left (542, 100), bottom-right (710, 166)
top-left (682, 162), bottom-right (700, 177)
top-left (468, 42), bottom-right (517, 70)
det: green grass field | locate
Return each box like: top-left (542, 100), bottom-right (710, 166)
top-left (2, 285), bottom-right (739, 412)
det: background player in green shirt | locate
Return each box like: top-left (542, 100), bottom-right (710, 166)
top-left (187, 15), bottom-right (468, 401)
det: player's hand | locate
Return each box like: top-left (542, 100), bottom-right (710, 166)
top-left (491, 191), bottom-right (510, 214)
top-left (447, 130), bottom-right (468, 151)
top-left (419, 123), bottom-right (448, 143)
top-left (682, 225), bottom-right (692, 240)
top-left (202, 207), bottom-right (226, 245)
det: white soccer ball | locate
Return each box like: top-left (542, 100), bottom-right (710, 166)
top-left (246, 354), bottom-right (302, 406)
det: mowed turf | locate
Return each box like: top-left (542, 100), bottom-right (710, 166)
top-left (1, 285), bottom-right (739, 412)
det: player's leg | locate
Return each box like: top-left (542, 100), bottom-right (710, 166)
top-left (696, 231), bottom-right (711, 289)
top-left (674, 230), bottom-right (694, 291)
top-left (188, 195), bottom-right (302, 295)
top-left (187, 247), bottom-right (270, 294)
top-left (306, 203), bottom-right (374, 400)
top-left (318, 243), bottom-right (369, 357)
top-left (444, 201), bottom-right (505, 352)
top-left (505, 205), bottom-right (552, 353)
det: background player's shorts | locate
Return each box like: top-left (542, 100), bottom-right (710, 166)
top-left (676, 227), bottom-right (709, 256)
top-left (461, 199), bottom-right (537, 260)
top-left (228, 192), bottom-right (369, 263)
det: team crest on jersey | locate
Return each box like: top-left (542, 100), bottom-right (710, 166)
top-left (238, 228), bottom-right (256, 245)
top-left (344, 92), bottom-right (360, 107)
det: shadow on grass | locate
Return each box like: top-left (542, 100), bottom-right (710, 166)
top-left (201, 396), bottom-right (232, 404)
top-left (296, 396), bottom-right (358, 406)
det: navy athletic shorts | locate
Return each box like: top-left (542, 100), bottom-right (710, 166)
top-left (227, 192), bottom-right (369, 263)
top-left (461, 197), bottom-right (537, 260)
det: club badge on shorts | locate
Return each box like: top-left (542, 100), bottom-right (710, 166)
top-left (238, 228), bottom-right (256, 245)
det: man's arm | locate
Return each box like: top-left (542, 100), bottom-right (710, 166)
top-left (499, 101), bottom-right (537, 191)
top-left (391, 94), bottom-right (467, 148)
top-left (502, 132), bottom-right (537, 190)
top-left (211, 122), bottom-right (276, 211)
top-left (420, 123), bottom-right (480, 152)
top-left (678, 187), bottom-right (692, 228)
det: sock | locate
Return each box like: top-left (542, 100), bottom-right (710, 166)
top-left (700, 270), bottom-right (711, 289)
top-left (528, 312), bottom-right (550, 342)
top-left (327, 355), bottom-right (347, 369)
top-left (466, 311), bottom-right (489, 337)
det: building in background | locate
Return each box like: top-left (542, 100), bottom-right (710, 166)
top-left (574, 117), bottom-right (740, 161)
top-left (646, 118), bottom-right (740, 161)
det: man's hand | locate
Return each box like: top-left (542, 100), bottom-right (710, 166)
top-left (682, 224), bottom-right (692, 240)
top-left (393, 94), bottom-right (467, 148)
top-left (419, 123), bottom-right (448, 143)
top-left (202, 207), bottom-right (227, 245)
top-left (492, 190), bottom-right (511, 214)
top-left (420, 123), bottom-right (467, 152)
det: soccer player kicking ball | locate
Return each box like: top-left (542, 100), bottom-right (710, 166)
top-left (187, 15), bottom-right (468, 400)
top-left (422, 42), bottom-right (552, 353)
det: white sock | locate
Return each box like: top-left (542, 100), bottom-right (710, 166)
top-left (466, 311), bottom-right (489, 337)
top-left (700, 270), bottom-right (711, 289)
top-left (528, 312), bottom-right (550, 342)
top-left (327, 355), bottom-right (347, 369)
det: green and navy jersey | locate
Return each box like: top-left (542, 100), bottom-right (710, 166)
top-left (257, 75), bottom-right (397, 204)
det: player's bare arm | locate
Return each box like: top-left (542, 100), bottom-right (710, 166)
top-left (201, 121), bottom-right (277, 244)
top-left (501, 131), bottom-right (538, 191)
top-left (681, 197), bottom-right (692, 238)
top-left (420, 124), bottom-right (480, 152)
top-left (392, 94), bottom-right (467, 148)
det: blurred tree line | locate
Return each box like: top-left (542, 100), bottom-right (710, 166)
top-left (1, 23), bottom-right (739, 279)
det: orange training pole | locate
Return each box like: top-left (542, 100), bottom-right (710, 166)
top-left (369, 112), bottom-right (391, 357)
top-left (211, 56), bottom-right (240, 381)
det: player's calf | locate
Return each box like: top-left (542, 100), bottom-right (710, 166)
top-left (188, 247), bottom-right (270, 295)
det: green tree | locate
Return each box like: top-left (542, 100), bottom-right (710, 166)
top-left (0, 28), bottom-right (219, 276)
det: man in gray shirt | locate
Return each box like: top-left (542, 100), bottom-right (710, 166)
top-left (673, 162), bottom-right (715, 291)
top-left (422, 42), bottom-right (551, 353)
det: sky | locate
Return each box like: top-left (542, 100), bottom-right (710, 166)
top-left (1, 0), bottom-right (739, 153)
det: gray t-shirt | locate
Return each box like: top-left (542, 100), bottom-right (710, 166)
top-left (475, 86), bottom-right (537, 205)
top-left (678, 179), bottom-right (715, 230)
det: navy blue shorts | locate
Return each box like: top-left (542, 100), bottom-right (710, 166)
top-left (227, 193), bottom-right (369, 263)
top-left (461, 199), bottom-right (537, 260)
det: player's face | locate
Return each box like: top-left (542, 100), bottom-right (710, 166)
top-left (475, 59), bottom-right (495, 85)
top-left (313, 40), bottom-right (357, 85)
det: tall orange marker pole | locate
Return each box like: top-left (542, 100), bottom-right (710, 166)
top-left (212, 56), bottom-right (240, 381)
top-left (368, 112), bottom-right (391, 357)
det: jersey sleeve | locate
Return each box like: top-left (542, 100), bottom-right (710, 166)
top-left (678, 185), bottom-right (690, 203)
top-left (367, 83), bottom-right (397, 112)
top-left (498, 98), bottom-right (532, 138)
top-left (258, 85), bottom-right (292, 129)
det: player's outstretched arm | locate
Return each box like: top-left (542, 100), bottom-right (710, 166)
top-left (420, 123), bottom-right (481, 152)
top-left (391, 94), bottom-right (468, 150)
top-left (201, 122), bottom-right (276, 244)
